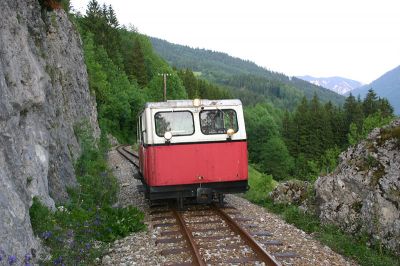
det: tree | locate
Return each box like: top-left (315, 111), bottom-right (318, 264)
top-left (180, 69), bottom-right (198, 98)
top-left (378, 98), bottom-right (394, 117)
top-left (259, 136), bottom-right (294, 180)
top-left (129, 38), bottom-right (148, 86)
top-left (244, 104), bottom-right (280, 163)
top-left (363, 89), bottom-right (378, 116)
top-left (81, 0), bottom-right (122, 68)
top-left (106, 5), bottom-right (119, 28)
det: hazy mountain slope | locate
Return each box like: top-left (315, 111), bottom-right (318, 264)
top-left (150, 37), bottom-right (345, 107)
top-left (298, 75), bottom-right (362, 95)
top-left (350, 65), bottom-right (400, 114)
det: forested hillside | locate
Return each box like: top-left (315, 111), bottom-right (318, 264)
top-left (70, 1), bottom-right (230, 143)
top-left (71, 0), bottom-right (395, 184)
top-left (57, 0), bottom-right (396, 187)
top-left (350, 65), bottom-right (400, 115)
top-left (150, 37), bottom-right (345, 108)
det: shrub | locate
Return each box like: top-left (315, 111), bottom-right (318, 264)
top-left (244, 165), bottom-right (277, 203)
top-left (29, 125), bottom-right (145, 264)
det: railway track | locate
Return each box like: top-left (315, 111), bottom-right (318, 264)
top-left (117, 144), bottom-right (298, 266)
top-left (116, 145), bottom-right (139, 168)
top-left (151, 204), bottom-right (299, 266)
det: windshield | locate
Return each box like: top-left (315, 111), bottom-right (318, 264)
top-left (155, 111), bottom-right (194, 137)
top-left (200, 109), bottom-right (238, 135)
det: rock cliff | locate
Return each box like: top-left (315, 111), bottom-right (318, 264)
top-left (0, 0), bottom-right (99, 258)
top-left (315, 119), bottom-right (400, 254)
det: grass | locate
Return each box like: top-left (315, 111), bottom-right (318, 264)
top-left (245, 165), bottom-right (277, 202)
top-left (244, 167), bottom-right (399, 266)
top-left (379, 126), bottom-right (400, 148)
top-left (262, 200), bottom-right (398, 266)
top-left (29, 124), bottom-right (145, 265)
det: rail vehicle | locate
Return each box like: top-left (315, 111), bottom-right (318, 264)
top-left (137, 99), bottom-right (248, 206)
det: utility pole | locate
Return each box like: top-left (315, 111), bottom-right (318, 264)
top-left (158, 73), bottom-right (171, 101)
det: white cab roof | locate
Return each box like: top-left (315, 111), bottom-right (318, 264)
top-left (145, 99), bottom-right (242, 109)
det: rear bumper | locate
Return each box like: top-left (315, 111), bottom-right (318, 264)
top-left (144, 180), bottom-right (249, 200)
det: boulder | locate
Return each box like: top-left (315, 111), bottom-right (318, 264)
top-left (270, 180), bottom-right (310, 205)
top-left (315, 119), bottom-right (400, 254)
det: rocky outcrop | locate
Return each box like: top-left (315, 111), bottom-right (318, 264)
top-left (0, 0), bottom-right (99, 258)
top-left (315, 119), bottom-right (400, 254)
top-left (270, 180), bottom-right (310, 205)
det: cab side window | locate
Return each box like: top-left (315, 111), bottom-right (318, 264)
top-left (154, 111), bottom-right (194, 137)
top-left (200, 109), bottom-right (238, 135)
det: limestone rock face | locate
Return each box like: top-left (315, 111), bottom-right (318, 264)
top-left (315, 119), bottom-right (400, 254)
top-left (0, 0), bottom-right (99, 258)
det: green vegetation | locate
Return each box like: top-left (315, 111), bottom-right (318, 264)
top-left (281, 90), bottom-right (394, 181)
top-left (261, 201), bottom-right (399, 266)
top-left (244, 169), bottom-right (399, 266)
top-left (30, 126), bottom-right (145, 265)
top-left (68, 1), bottom-right (233, 143)
top-left (35, 1), bottom-right (397, 264)
top-left (245, 165), bottom-right (277, 202)
top-left (379, 126), bottom-right (400, 147)
top-left (351, 65), bottom-right (400, 115)
top-left (150, 36), bottom-right (345, 108)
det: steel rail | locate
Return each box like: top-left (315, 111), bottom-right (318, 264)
top-left (116, 145), bottom-right (139, 168)
top-left (121, 146), bottom-right (139, 159)
top-left (171, 209), bottom-right (206, 266)
top-left (212, 204), bottom-right (281, 266)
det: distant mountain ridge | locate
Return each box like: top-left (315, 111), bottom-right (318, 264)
top-left (149, 37), bottom-right (345, 108)
top-left (297, 76), bottom-right (362, 95)
top-left (350, 65), bottom-right (400, 115)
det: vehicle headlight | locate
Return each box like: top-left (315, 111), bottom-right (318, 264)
top-left (227, 128), bottom-right (235, 137)
top-left (164, 131), bottom-right (172, 141)
top-left (193, 98), bottom-right (201, 107)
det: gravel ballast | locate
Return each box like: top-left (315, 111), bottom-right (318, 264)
top-left (103, 147), bottom-right (356, 265)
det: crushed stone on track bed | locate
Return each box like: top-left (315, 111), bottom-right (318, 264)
top-left (103, 146), bottom-right (357, 266)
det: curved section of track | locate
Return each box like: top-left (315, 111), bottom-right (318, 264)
top-left (116, 145), bottom-right (139, 169)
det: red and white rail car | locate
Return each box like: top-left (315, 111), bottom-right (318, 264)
top-left (137, 99), bottom-right (248, 204)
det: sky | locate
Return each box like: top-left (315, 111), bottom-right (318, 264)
top-left (71, 0), bottom-right (400, 84)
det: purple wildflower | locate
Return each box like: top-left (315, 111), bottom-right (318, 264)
top-left (93, 216), bottom-right (101, 226)
top-left (8, 255), bottom-right (17, 265)
top-left (41, 231), bottom-right (52, 240)
top-left (0, 249), bottom-right (4, 261)
top-left (24, 254), bottom-right (31, 262)
top-left (53, 256), bottom-right (63, 265)
top-left (85, 243), bottom-right (91, 250)
top-left (67, 230), bottom-right (73, 237)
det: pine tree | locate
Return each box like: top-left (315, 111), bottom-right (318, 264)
top-left (181, 69), bottom-right (198, 98)
top-left (378, 98), bottom-right (394, 117)
top-left (363, 89), bottom-right (378, 116)
top-left (107, 5), bottom-right (119, 28)
top-left (129, 38), bottom-right (148, 87)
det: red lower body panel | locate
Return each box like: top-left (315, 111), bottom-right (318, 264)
top-left (140, 141), bottom-right (248, 187)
